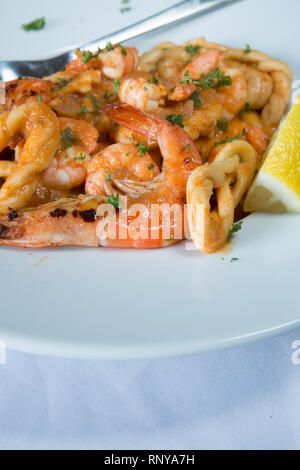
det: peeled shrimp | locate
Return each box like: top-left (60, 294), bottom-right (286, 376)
top-left (100, 47), bottom-right (139, 80)
top-left (118, 75), bottom-right (168, 112)
top-left (169, 50), bottom-right (223, 102)
top-left (86, 143), bottom-right (160, 196)
top-left (40, 118), bottom-right (99, 191)
top-left (218, 65), bottom-right (248, 119)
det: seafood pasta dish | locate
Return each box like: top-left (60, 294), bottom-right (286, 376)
top-left (0, 38), bottom-right (292, 252)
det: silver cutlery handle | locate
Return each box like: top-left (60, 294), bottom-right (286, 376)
top-left (82, 0), bottom-right (240, 52)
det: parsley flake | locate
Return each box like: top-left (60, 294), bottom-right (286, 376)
top-left (166, 114), bottom-right (185, 128)
top-left (185, 44), bottom-right (201, 59)
top-left (114, 79), bottom-right (121, 94)
top-left (79, 106), bottom-right (89, 115)
top-left (239, 102), bottom-right (252, 116)
top-left (107, 193), bottom-right (123, 210)
top-left (74, 153), bottom-right (86, 162)
top-left (136, 142), bottom-right (149, 157)
top-left (182, 67), bottom-right (232, 90)
top-left (190, 90), bottom-right (202, 110)
top-left (61, 127), bottom-right (77, 148)
top-left (214, 129), bottom-right (248, 147)
top-left (217, 119), bottom-right (229, 133)
top-left (244, 44), bottom-right (252, 54)
top-left (104, 91), bottom-right (113, 100)
top-left (22, 17), bottom-right (46, 32)
top-left (88, 94), bottom-right (100, 115)
top-left (228, 221), bottom-right (243, 241)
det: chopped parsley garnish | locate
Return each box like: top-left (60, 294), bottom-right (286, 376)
top-left (231, 258), bottom-right (239, 263)
top-left (228, 221), bottom-right (243, 240)
top-left (88, 94), bottom-right (100, 115)
top-left (136, 142), bottom-right (149, 157)
top-left (61, 127), bottom-right (77, 148)
top-left (37, 95), bottom-right (43, 103)
top-left (74, 153), bottom-right (86, 161)
top-left (79, 106), bottom-right (89, 114)
top-left (80, 50), bottom-right (99, 65)
top-left (144, 87), bottom-right (148, 92)
top-left (182, 67), bottom-right (232, 90)
top-left (55, 78), bottom-right (68, 89)
top-left (184, 144), bottom-right (191, 151)
top-left (244, 44), bottom-right (252, 54)
top-left (121, 7), bottom-right (131, 12)
top-left (121, 46), bottom-right (127, 56)
top-left (148, 164), bottom-right (155, 170)
top-left (147, 76), bottom-right (159, 85)
top-left (106, 42), bottom-right (114, 51)
top-left (166, 114), bottom-right (185, 128)
top-left (107, 193), bottom-right (123, 210)
top-left (239, 102), bottom-right (252, 116)
top-left (185, 44), bottom-right (201, 59)
top-left (189, 90), bottom-right (202, 110)
top-left (105, 173), bottom-right (112, 182)
top-left (22, 17), bottom-right (46, 32)
top-left (214, 129), bottom-right (248, 147)
top-left (104, 91), bottom-right (113, 99)
top-left (114, 79), bottom-right (121, 94)
top-left (217, 119), bottom-right (229, 133)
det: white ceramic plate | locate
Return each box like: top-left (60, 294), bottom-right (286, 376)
top-left (1, 0), bottom-right (300, 359)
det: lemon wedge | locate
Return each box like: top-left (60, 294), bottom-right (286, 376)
top-left (244, 99), bottom-right (300, 213)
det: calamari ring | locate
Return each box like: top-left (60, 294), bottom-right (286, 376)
top-left (0, 102), bottom-right (60, 214)
top-left (187, 141), bottom-right (257, 254)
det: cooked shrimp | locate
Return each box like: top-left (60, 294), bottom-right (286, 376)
top-left (59, 118), bottom-right (99, 153)
top-left (85, 143), bottom-right (160, 196)
top-left (41, 147), bottom-right (91, 191)
top-left (66, 46), bottom-right (138, 80)
top-left (0, 102), bottom-right (60, 213)
top-left (169, 50), bottom-right (223, 101)
top-left (0, 104), bottom-right (202, 248)
top-left (39, 118), bottom-right (99, 191)
top-left (3, 78), bottom-right (52, 111)
top-left (118, 75), bottom-right (168, 112)
top-left (218, 65), bottom-right (248, 119)
top-left (100, 47), bottom-right (139, 80)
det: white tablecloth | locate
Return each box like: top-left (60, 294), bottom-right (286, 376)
top-left (0, 330), bottom-right (299, 450)
top-left (1, 0), bottom-right (300, 450)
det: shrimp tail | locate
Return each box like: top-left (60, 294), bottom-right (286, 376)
top-left (104, 103), bottom-right (161, 144)
top-left (103, 103), bottom-right (202, 164)
top-left (0, 196), bottom-right (106, 248)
